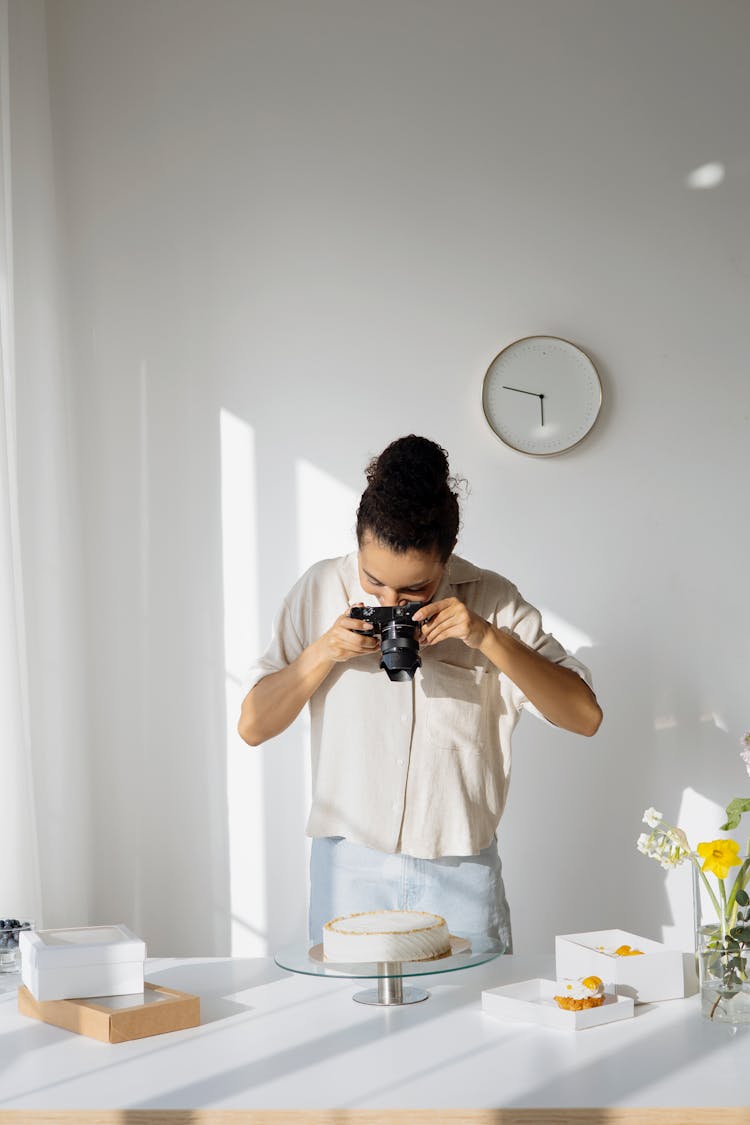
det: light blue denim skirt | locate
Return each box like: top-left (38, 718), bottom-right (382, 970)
top-left (309, 835), bottom-right (512, 952)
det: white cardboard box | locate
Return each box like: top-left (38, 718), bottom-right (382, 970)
top-left (555, 928), bottom-right (684, 1003)
top-left (19, 924), bottom-right (146, 1002)
top-left (482, 978), bottom-right (634, 1031)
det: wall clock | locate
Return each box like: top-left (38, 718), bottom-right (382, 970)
top-left (481, 336), bottom-right (602, 456)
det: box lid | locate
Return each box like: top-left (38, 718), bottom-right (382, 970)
top-left (556, 928), bottom-right (678, 957)
top-left (19, 924), bottom-right (146, 970)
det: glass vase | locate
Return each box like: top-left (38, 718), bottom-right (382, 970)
top-left (698, 946), bottom-right (750, 1023)
top-left (0, 920), bottom-right (33, 980)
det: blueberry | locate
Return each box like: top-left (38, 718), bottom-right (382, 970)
top-left (8, 920), bottom-right (20, 929)
top-left (0, 921), bottom-right (8, 931)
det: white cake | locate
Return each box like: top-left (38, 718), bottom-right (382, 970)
top-left (323, 910), bottom-right (451, 963)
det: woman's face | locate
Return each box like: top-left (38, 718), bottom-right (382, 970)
top-left (357, 532), bottom-right (447, 607)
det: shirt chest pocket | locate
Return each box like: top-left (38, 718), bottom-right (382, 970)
top-left (422, 660), bottom-right (488, 750)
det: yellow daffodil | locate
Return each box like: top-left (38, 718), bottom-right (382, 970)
top-left (697, 838), bottom-right (742, 880)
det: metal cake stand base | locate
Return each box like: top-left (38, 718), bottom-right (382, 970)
top-left (352, 964), bottom-right (429, 1005)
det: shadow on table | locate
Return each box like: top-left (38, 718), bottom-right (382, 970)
top-left (343, 993), bottom-right (750, 1112)
top-left (145, 957), bottom-right (288, 1023)
top-left (0, 1021), bottom-right (67, 1077)
top-left (121, 963), bottom-right (496, 1110)
top-left (498, 1010), bottom-right (750, 1113)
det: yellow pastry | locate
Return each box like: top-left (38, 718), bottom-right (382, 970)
top-left (553, 975), bottom-right (605, 1010)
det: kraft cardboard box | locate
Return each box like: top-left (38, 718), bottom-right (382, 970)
top-left (18, 981), bottom-right (200, 1043)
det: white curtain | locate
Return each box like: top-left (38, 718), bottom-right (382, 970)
top-left (1, 0), bottom-right (235, 954)
top-left (0, 0), bottom-right (40, 923)
top-left (0, 0), bottom-right (92, 929)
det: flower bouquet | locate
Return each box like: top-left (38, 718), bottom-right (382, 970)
top-left (636, 736), bottom-right (750, 1022)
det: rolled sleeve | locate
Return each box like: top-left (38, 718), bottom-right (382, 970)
top-left (504, 587), bottom-right (594, 716)
top-left (245, 596), bottom-right (306, 693)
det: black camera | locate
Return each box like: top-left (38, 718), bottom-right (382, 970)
top-left (349, 602), bottom-right (425, 682)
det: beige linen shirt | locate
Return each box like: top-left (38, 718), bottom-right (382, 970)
top-left (246, 551), bottom-right (593, 860)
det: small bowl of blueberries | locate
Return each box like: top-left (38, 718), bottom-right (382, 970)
top-left (0, 919), bottom-right (33, 974)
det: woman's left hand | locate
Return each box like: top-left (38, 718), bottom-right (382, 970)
top-left (412, 598), bottom-right (489, 650)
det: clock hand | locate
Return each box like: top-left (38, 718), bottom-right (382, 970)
top-left (503, 385), bottom-right (546, 426)
top-left (502, 385), bottom-right (540, 399)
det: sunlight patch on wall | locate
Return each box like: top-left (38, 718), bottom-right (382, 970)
top-left (661, 786), bottom-right (729, 949)
top-left (699, 710), bottom-right (728, 733)
top-left (295, 458), bottom-right (358, 577)
top-left (220, 409), bottom-right (266, 957)
top-left (685, 161), bottom-right (725, 189)
top-left (295, 459), bottom-right (359, 844)
top-left (659, 860), bottom-right (693, 951)
top-left (537, 607), bottom-right (594, 656)
top-left (676, 786), bottom-right (726, 849)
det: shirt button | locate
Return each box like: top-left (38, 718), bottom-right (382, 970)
top-left (392, 801), bottom-right (399, 811)
top-left (401, 714), bottom-right (409, 724)
top-left (397, 758), bottom-right (404, 766)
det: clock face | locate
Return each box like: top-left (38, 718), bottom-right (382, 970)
top-left (482, 336), bottom-right (602, 456)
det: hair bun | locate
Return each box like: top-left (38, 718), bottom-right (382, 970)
top-left (357, 435), bottom-right (462, 561)
top-left (367, 435), bottom-right (450, 496)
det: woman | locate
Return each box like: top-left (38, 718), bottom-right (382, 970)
top-left (238, 435), bottom-right (602, 950)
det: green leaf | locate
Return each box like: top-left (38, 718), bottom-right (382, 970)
top-left (720, 798), bottom-right (750, 831)
top-left (736, 888), bottom-right (750, 908)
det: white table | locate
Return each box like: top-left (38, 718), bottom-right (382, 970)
top-left (1, 953), bottom-right (748, 1123)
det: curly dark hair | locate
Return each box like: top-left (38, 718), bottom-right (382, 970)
top-left (355, 435), bottom-right (462, 562)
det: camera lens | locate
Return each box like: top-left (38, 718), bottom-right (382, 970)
top-left (379, 621), bottom-right (421, 682)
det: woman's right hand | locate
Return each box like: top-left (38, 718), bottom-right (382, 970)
top-left (317, 604), bottom-right (380, 664)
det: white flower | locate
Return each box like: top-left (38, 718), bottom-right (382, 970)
top-left (636, 822), bottom-right (689, 869)
top-left (643, 807), bottom-right (663, 828)
top-left (741, 740), bottom-right (750, 778)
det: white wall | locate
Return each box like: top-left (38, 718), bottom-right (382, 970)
top-left (26, 0), bottom-right (750, 955)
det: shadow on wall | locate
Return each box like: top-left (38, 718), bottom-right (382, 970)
top-left (503, 629), bottom-right (746, 955)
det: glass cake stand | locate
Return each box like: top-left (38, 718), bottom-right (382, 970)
top-left (274, 934), bottom-right (504, 1006)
